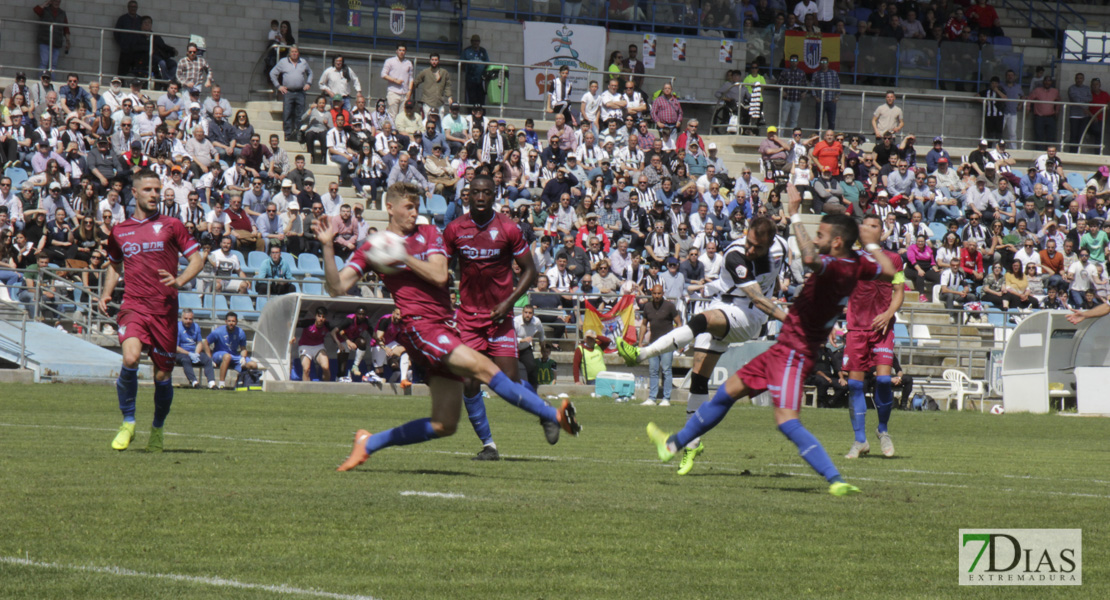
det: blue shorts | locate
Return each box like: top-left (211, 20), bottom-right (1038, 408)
top-left (212, 351), bottom-right (246, 372)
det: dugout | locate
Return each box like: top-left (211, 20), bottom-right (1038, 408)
top-left (1000, 310), bottom-right (1110, 414)
top-left (252, 294), bottom-right (396, 382)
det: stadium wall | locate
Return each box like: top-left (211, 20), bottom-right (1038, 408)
top-left (1, 0), bottom-right (300, 101)
top-left (462, 21), bottom-right (744, 112)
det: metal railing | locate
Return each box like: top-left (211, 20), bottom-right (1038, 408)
top-left (252, 44), bottom-right (677, 123)
top-left (466, 0), bottom-right (745, 42)
top-left (0, 18), bottom-right (193, 90)
top-left (0, 302), bottom-right (29, 369)
top-left (754, 82), bottom-right (1110, 154)
top-left (1000, 0), bottom-right (1084, 50)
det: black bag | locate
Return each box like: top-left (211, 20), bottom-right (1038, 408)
top-left (236, 368), bottom-right (263, 391)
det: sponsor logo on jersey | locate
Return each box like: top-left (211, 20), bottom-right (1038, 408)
top-left (459, 246), bottom-right (503, 260)
top-left (122, 242), bottom-right (141, 257)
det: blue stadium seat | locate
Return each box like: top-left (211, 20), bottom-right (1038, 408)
top-left (1066, 172), bottom-right (1086, 194)
top-left (894, 323), bottom-right (912, 346)
top-left (851, 7), bottom-right (872, 22)
top-left (4, 167), bottom-right (28, 189)
top-left (301, 280), bottom-right (323, 295)
top-left (992, 36), bottom-right (1012, 47)
top-left (286, 252), bottom-right (308, 277)
top-left (230, 250), bottom-right (247, 271)
top-left (229, 294), bottom-right (259, 320)
top-left (425, 194), bottom-right (448, 216)
top-left (298, 253), bottom-right (325, 277)
top-left (243, 251), bottom-right (268, 276)
top-left (986, 311), bottom-right (1008, 329)
top-left (255, 296), bottom-right (269, 313)
top-left (214, 294), bottom-right (229, 319)
top-left (179, 292), bottom-right (203, 311)
top-left (928, 222), bottom-right (947, 241)
top-left (334, 256), bottom-right (345, 271)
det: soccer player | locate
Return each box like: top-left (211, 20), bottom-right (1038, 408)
top-left (843, 214), bottom-right (905, 459)
top-left (332, 306), bottom-right (373, 381)
top-left (617, 216), bottom-right (788, 475)
top-left (316, 182), bottom-right (580, 472)
top-left (444, 174), bottom-right (555, 461)
top-left (293, 306), bottom-right (332, 382)
top-left (99, 169), bottom-right (206, 452)
top-left (372, 308), bottom-right (410, 383)
top-left (645, 185), bottom-right (898, 496)
top-left (207, 312), bottom-right (262, 388)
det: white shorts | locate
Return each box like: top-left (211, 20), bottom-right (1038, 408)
top-left (370, 346), bottom-right (387, 367)
top-left (693, 301), bottom-right (766, 354)
top-left (298, 344), bottom-right (327, 359)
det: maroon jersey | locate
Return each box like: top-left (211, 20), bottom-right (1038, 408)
top-left (443, 213), bottom-right (528, 312)
top-left (778, 254), bottom-right (883, 358)
top-left (846, 250), bottom-right (903, 330)
top-left (105, 214), bottom-right (199, 314)
top-left (345, 224), bottom-right (451, 320)
top-left (297, 320), bottom-right (330, 346)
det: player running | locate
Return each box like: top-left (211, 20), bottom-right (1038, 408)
top-left (843, 213), bottom-right (905, 459)
top-left (645, 185), bottom-right (898, 496)
top-left (617, 216), bottom-right (788, 475)
top-left (99, 169), bottom-right (206, 452)
top-left (316, 182), bottom-right (580, 472)
top-left (444, 174), bottom-right (557, 461)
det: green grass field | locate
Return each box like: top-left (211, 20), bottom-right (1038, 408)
top-left (0, 383), bottom-right (1105, 599)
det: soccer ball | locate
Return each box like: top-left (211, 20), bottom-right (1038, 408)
top-left (363, 231), bottom-right (407, 274)
top-left (990, 405), bottom-right (1005, 415)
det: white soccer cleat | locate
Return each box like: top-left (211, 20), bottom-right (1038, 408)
top-left (640, 399), bottom-right (656, 406)
top-left (845, 441), bottom-right (871, 459)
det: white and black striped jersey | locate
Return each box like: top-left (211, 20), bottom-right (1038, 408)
top-left (704, 234), bottom-right (787, 306)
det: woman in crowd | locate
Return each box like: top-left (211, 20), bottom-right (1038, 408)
top-left (231, 110), bottom-right (255, 156)
top-left (981, 262), bottom-right (1008, 309)
top-left (905, 234), bottom-right (942, 302)
top-left (500, 149), bottom-right (531, 201)
top-left (28, 158), bottom-right (71, 194)
top-left (1003, 258), bottom-right (1040, 309)
top-left (70, 214), bottom-right (103, 267)
top-left (936, 232), bottom-right (961, 267)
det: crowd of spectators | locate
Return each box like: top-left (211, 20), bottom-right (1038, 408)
top-left (3, 3), bottom-right (1110, 395)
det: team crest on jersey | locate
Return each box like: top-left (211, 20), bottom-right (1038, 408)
top-left (489, 230), bottom-right (499, 241)
top-left (438, 335), bottom-right (449, 344)
top-left (415, 233), bottom-right (425, 244)
top-left (734, 264), bottom-right (748, 279)
top-left (118, 325), bottom-right (127, 336)
top-left (153, 223), bottom-right (163, 235)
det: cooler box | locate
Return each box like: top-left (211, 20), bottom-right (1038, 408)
top-left (595, 372), bottom-right (635, 397)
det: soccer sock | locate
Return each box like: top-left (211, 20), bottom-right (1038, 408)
top-left (672, 385), bottom-right (736, 449)
top-left (364, 418), bottom-right (438, 454)
top-left (353, 349), bottom-right (366, 371)
top-left (399, 353), bottom-right (411, 381)
top-left (488, 371), bottom-right (558, 422)
top-left (848, 378), bottom-right (867, 444)
top-left (152, 379), bottom-right (173, 428)
top-left (875, 375), bottom-right (894, 433)
top-left (116, 366), bottom-right (138, 423)
top-left (463, 391), bottom-right (494, 446)
top-left (641, 327), bottom-right (695, 360)
top-left (685, 373), bottom-right (711, 449)
top-left (778, 419), bottom-right (841, 483)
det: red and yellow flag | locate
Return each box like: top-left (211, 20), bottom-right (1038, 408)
top-left (784, 31), bottom-right (841, 74)
top-left (583, 295), bottom-right (638, 353)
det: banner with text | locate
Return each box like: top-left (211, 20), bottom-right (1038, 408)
top-left (523, 21), bottom-right (606, 102)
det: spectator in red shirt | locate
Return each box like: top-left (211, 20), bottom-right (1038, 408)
top-left (966, 0), bottom-right (1003, 38)
top-left (1090, 78), bottom-right (1110, 147)
top-left (811, 129), bottom-right (844, 176)
top-left (944, 8), bottom-right (967, 40)
top-left (960, 238), bottom-right (985, 283)
top-left (224, 193), bottom-right (264, 252)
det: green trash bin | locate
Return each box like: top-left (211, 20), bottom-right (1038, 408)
top-left (485, 65), bottom-right (509, 105)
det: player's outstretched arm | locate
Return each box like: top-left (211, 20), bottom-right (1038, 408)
top-left (1068, 303), bottom-right (1110, 325)
top-left (785, 183), bottom-right (821, 271)
top-left (858, 218), bottom-right (897, 283)
top-left (402, 252), bottom-right (449, 288)
top-left (315, 216), bottom-right (361, 296)
top-left (741, 282), bottom-right (788, 322)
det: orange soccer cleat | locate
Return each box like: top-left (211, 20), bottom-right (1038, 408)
top-left (556, 399), bottom-right (581, 436)
top-left (336, 429), bottom-right (372, 472)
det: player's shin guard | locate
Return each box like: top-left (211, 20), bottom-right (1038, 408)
top-left (399, 353), bottom-right (411, 381)
top-left (488, 371), bottom-right (558, 422)
top-left (642, 314), bottom-right (706, 360)
top-left (364, 418), bottom-right (438, 454)
top-left (874, 375), bottom-right (894, 433)
top-left (848, 378), bottom-right (867, 443)
top-left (116, 366), bottom-right (138, 422)
top-left (353, 348), bottom-right (366, 372)
top-left (685, 373), bottom-right (712, 449)
top-left (672, 385), bottom-right (736, 449)
top-left (464, 391), bottom-right (494, 445)
top-left (778, 419), bottom-right (840, 483)
top-left (152, 379), bottom-right (173, 428)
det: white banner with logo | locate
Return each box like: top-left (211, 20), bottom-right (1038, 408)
top-left (522, 21), bottom-right (606, 102)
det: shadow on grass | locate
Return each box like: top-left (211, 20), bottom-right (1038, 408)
top-left (752, 485), bottom-right (820, 494)
top-left (393, 469), bottom-right (475, 477)
top-left (159, 449), bottom-right (207, 454)
top-left (501, 457), bottom-right (557, 463)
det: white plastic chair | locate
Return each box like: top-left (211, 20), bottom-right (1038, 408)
top-left (942, 369), bottom-right (986, 411)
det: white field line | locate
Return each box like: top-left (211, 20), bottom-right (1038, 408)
top-left (0, 556), bottom-right (380, 600)
top-left (399, 491), bottom-right (465, 499)
top-left (1, 422), bottom-right (1107, 499)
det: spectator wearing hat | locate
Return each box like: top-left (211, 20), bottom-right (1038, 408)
top-left (279, 200), bottom-right (306, 254)
top-left (924, 136), bottom-right (951, 173)
top-left (34, 0), bottom-right (70, 73)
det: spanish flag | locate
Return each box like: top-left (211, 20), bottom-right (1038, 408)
top-left (784, 31), bottom-right (840, 74)
top-left (583, 295), bottom-right (638, 353)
